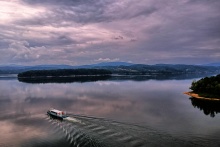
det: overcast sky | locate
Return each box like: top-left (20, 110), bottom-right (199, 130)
top-left (0, 0), bottom-right (220, 65)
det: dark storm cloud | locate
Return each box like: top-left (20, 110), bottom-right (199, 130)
top-left (0, 39), bottom-right (10, 49)
top-left (130, 0), bottom-right (220, 63)
top-left (0, 0), bottom-right (220, 65)
top-left (22, 0), bottom-right (92, 6)
top-left (20, 0), bottom-right (110, 25)
top-left (20, 0), bottom-right (157, 26)
top-left (28, 35), bottom-right (79, 47)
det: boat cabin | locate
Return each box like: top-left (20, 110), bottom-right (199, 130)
top-left (47, 109), bottom-right (67, 118)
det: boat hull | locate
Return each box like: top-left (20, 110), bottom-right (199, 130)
top-left (47, 111), bottom-right (64, 120)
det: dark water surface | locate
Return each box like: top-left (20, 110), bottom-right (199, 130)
top-left (0, 77), bottom-right (220, 146)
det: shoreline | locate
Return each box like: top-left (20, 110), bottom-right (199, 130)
top-left (184, 92), bottom-right (220, 101)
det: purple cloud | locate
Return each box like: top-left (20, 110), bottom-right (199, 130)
top-left (0, 0), bottom-right (219, 65)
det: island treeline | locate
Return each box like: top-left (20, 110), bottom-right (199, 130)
top-left (190, 74), bottom-right (220, 98)
top-left (18, 69), bottom-right (112, 78)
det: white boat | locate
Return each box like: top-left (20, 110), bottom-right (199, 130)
top-left (47, 108), bottom-right (68, 119)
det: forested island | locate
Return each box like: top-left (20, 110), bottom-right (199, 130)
top-left (187, 74), bottom-right (220, 99)
top-left (17, 69), bottom-right (112, 83)
top-left (18, 69), bottom-right (112, 77)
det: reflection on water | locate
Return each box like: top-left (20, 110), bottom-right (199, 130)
top-left (0, 77), bottom-right (220, 146)
top-left (18, 76), bottom-right (111, 84)
top-left (190, 98), bottom-right (220, 117)
top-left (17, 73), bottom-right (216, 84)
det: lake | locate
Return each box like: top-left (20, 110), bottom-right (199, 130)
top-left (0, 76), bottom-right (220, 147)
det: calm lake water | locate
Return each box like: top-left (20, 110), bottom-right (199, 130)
top-left (0, 76), bottom-right (220, 147)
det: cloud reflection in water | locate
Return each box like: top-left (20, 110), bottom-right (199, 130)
top-left (0, 79), bottom-right (220, 146)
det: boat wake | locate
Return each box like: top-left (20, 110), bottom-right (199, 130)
top-left (46, 114), bottom-right (200, 147)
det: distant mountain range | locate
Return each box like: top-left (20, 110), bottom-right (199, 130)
top-left (0, 62), bottom-right (220, 75)
top-left (0, 62), bottom-right (133, 72)
top-left (80, 62), bottom-right (133, 67)
top-left (204, 62), bottom-right (220, 67)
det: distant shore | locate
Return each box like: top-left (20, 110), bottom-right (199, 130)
top-left (184, 92), bottom-right (220, 101)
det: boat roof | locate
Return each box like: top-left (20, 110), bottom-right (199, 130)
top-left (50, 109), bottom-right (63, 113)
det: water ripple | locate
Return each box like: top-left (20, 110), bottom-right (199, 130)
top-left (46, 114), bottom-right (203, 147)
